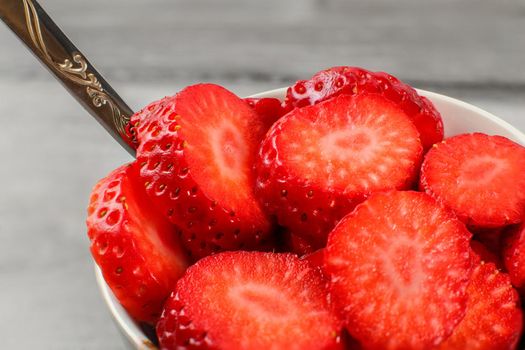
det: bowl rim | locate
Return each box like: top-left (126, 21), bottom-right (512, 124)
top-left (95, 87), bottom-right (525, 349)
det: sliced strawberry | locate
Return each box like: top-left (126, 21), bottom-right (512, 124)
top-left (503, 223), bottom-right (525, 290)
top-left (156, 251), bottom-right (343, 350)
top-left (256, 93), bottom-right (423, 249)
top-left (135, 84), bottom-right (273, 259)
top-left (284, 66), bottom-right (443, 150)
top-left (324, 191), bottom-right (472, 349)
top-left (126, 96), bottom-right (174, 148)
top-left (438, 261), bottom-right (522, 350)
top-left (244, 97), bottom-right (286, 131)
top-left (87, 164), bottom-right (189, 323)
top-left (420, 133), bottom-right (525, 228)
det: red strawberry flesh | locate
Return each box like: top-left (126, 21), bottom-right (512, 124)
top-left (156, 251), bottom-right (342, 350)
top-left (503, 223), bottom-right (525, 290)
top-left (87, 164), bottom-right (189, 323)
top-left (324, 191), bottom-right (472, 349)
top-left (420, 133), bottom-right (525, 228)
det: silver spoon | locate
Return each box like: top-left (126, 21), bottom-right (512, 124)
top-left (0, 0), bottom-right (135, 156)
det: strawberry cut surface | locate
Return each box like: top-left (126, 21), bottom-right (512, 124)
top-left (420, 133), bottom-right (525, 228)
top-left (438, 261), bottom-right (523, 350)
top-left (256, 93), bottom-right (422, 248)
top-left (135, 84), bottom-right (273, 259)
top-left (284, 66), bottom-right (443, 150)
top-left (87, 164), bottom-right (189, 323)
top-left (324, 191), bottom-right (472, 350)
top-left (503, 223), bottom-right (525, 290)
top-left (156, 251), bottom-right (343, 350)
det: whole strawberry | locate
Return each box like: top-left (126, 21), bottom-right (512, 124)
top-left (284, 66), bottom-right (444, 150)
top-left (135, 84), bottom-right (274, 259)
top-left (87, 164), bottom-right (189, 323)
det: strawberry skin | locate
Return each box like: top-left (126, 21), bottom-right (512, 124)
top-left (438, 261), bottom-right (522, 350)
top-left (87, 164), bottom-right (189, 323)
top-left (284, 66), bottom-right (443, 150)
top-left (156, 251), bottom-right (343, 350)
top-left (503, 223), bottom-right (525, 290)
top-left (420, 133), bottom-right (525, 228)
top-left (126, 96), bottom-right (174, 149)
top-left (244, 97), bottom-right (287, 131)
top-left (256, 93), bottom-right (423, 249)
top-left (135, 84), bottom-right (273, 259)
top-left (324, 191), bottom-right (472, 350)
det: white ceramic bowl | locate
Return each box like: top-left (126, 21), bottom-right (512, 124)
top-left (95, 87), bottom-right (525, 349)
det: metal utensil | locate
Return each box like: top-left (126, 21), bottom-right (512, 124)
top-left (0, 0), bottom-right (135, 155)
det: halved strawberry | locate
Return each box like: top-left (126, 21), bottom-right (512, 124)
top-left (244, 97), bottom-right (286, 131)
top-left (284, 66), bottom-right (443, 150)
top-left (87, 164), bottom-right (189, 323)
top-left (503, 223), bottom-right (525, 290)
top-left (438, 261), bottom-right (522, 350)
top-left (420, 133), bottom-right (525, 228)
top-left (156, 251), bottom-right (343, 350)
top-left (324, 191), bottom-right (472, 349)
top-left (135, 84), bottom-right (273, 259)
top-left (256, 93), bottom-right (423, 249)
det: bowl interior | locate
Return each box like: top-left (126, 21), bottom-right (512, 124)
top-left (96, 87), bottom-right (525, 349)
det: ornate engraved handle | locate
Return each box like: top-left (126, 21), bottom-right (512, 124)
top-left (0, 0), bottom-right (135, 156)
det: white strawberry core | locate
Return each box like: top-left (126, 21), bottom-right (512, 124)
top-left (458, 155), bottom-right (506, 185)
top-left (209, 121), bottom-right (247, 182)
top-left (320, 127), bottom-right (378, 162)
top-left (230, 283), bottom-right (294, 320)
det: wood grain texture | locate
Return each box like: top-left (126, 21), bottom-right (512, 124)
top-left (0, 0), bottom-right (524, 349)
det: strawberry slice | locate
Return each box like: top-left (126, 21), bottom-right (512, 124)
top-left (156, 251), bottom-right (343, 350)
top-left (87, 164), bottom-right (189, 323)
top-left (284, 66), bottom-right (443, 150)
top-left (503, 223), bottom-right (525, 290)
top-left (324, 191), bottom-right (472, 349)
top-left (135, 84), bottom-right (273, 259)
top-left (244, 97), bottom-right (287, 131)
top-left (438, 261), bottom-right (522, 350)
top-left (420, 133), bottom-right (525, 228)
top-left (256, 93), bottom-right (423, 249)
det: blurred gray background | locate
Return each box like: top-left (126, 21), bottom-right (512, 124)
top-left (0, 0), bottom-right (524, 348)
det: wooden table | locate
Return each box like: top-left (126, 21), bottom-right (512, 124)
top-left (0, 0), bottom-right (523, 348)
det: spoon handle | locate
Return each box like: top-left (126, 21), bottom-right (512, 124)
top-left (0, 0), bottom-right (135, 156)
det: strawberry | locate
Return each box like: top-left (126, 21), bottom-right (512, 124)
top-left (156, 251), bottom-right (343, 350)
top-left (471, 240), bottom-right (502, 268)
top-left (126, 96), bottom-right (174, 149)
top-left (420, 133), bottom-right (525, 228)
top-left (324, 191), bottom-right (472, 349)
top-left (255, 93), bottom-right (423, 249)
top-left (284, 66), bottom-right (443, 150)
top-left (87, 164), bottom-right (189, 323)
top-left (244, 97), bottom-right (287, 130)
top-left (135, 84), bottom-right (273, 259)
top-left (503, 223), bottom-right (525, 290)
top-left (438, 261), bottom-right (522, 350)
top-left (284, 230), bottom-right (321, 256)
